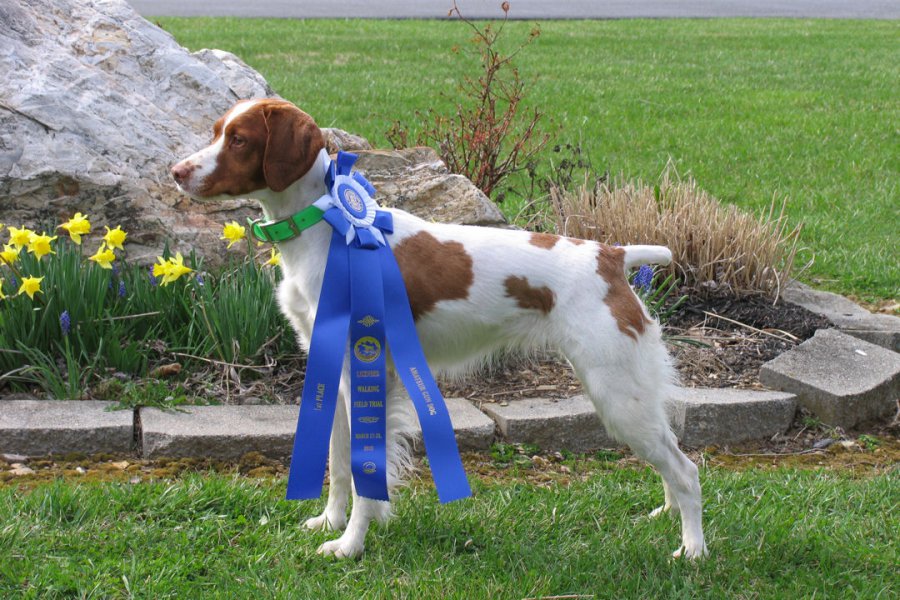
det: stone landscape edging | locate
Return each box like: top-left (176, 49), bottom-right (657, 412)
top-left (783, 281), bottom-right (899, 352)
top-left (1, 281), bottom-right (898, 460)
top-left (0, 389), bottom-right (800, 461)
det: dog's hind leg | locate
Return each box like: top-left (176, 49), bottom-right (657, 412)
top-left (649, 478), bottom-right (680, 518)
top-left (304, 381), bottom-right (351, 532)
top-left (566, 340), bottom-right (707, 560)
top-left (633, 426), bottom-right (706, 559)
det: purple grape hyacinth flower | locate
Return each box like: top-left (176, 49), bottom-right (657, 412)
top-left (633, 264), bottom-right (654, 293)
top-left (118, 280), bottom-right (127, 298)
top-left (60, 310), bottom-right (71, 336)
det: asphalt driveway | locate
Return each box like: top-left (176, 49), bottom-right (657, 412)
top-left (128, 0), bottom-right (900, 19)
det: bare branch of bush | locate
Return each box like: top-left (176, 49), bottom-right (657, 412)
top-left (549, 164), bottom-right (807, 299)
top-left (386, 1), bottom-right (551, 201)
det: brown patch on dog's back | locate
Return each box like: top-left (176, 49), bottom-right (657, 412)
top-left (392, 232), bottom-right (474, 320)
top-left (596, 244), bottom-right (651, 340)
top-left (529, 232), bottom-right (559, 250)
top-left (530, 232), bottom-right (587, 249)
top-left (504, 276), bottom-right (555, 315)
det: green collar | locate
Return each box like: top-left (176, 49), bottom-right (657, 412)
top-left (247, 205), bottom-right (325, 243)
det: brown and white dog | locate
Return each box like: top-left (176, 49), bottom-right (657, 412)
top-left (171, 98), bottom-right (707, 560)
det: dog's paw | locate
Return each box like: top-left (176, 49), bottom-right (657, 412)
top-left (317, 535), bottom-right (365, 559)
top-left (304, 511), bottom-right (347, 532)
top-left (649, 502), bottom-right (680, 518)
top-left (673, 540), bottom-right (708, 560)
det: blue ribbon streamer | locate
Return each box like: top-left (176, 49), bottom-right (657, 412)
top-left (348, 244), bottom-right (389, 501)
top-left (286, 232), bottom-right (351, 499)
top-left (285, 152), bottom-right (471, 503)
top-left (379, 248), bottom-right (471, 503)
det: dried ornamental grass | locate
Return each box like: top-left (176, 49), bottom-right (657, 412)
top-left (550, 168), bottom-right (805, 298)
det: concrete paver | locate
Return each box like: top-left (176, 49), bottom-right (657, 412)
top-left (0, 400), bottom-right (133, 456)
top-left (481, 396), bottom-right (616, 452)
top-left (760, 329), bottom-right (899, 428)
top-left (667, 388), bottom-right (797, 447)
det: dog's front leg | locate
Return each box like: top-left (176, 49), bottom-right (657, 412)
top-left (316, 490), bottom-right (388, 559)
top-left (316, 371), bottom-right (396, 559)
top-left (304, 381), bottom-right (351, 532)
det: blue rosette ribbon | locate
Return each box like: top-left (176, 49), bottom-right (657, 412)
top-left (286, 151), bottom-right (471, 504)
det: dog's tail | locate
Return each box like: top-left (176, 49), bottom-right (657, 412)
top-left (622, 245), bottom-right (672, 270)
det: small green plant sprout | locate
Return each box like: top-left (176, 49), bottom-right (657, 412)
top-left (857, 435), bottom-right (881, 451)
top-left (801, 415), bottom-right (824, 430)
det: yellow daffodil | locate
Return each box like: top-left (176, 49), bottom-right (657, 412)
top-left (8, 226), bottom-right (34, 250)
top-left (0, 278), bottom-right (6, 301)
top-left (18, 275), bottom-right (43, 300)
top-left (264, 247), bottom-right (281, 267)
top-left (152, 256), bottom-right (169, 280)
top-left (153, 253), bottom-right (193, 286)
top-left (27, 232), bottom-right (57, 260)
top-left (59, 212), bottom-right (92, 244)
top-left (103, 225), bottom-right (128, 250)
top-left (88, 243), bottom-right (117, 269)
top-left (152, 256), bottom-right (169, 285)
top-left (221, 221), bottom-right (246, 249)
top-left (166, 253), bottom-right (193, 283)
top-left (1, 243), bottom-right (20, 265)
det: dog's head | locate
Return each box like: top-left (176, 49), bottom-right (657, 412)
top-left (171, 98), bottom-right (325, 200)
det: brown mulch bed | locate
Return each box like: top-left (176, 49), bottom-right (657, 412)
top-left (2, 292), bottom-right (834, 408)
top-left (665, 293), bottom-right (831, 389)
top-left (443, 292), bottom-right (833, 403)
top-left (169, 291), bottom-right (834, 405)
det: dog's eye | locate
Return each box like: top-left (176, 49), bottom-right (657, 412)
top-left (231, 135), bottom-right (246, 148)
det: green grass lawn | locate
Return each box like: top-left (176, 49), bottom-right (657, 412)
top-left (2, 464), bottom-right (897, 598)
top-left (155, 17), bottom-right (898, 302)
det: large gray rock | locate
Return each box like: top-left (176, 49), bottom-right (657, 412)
top-left (760, 329), bottom-right (899, 428)
top-left (0, 0), bottom-right (271, 263)
top-left (356, 148), bottom-right (507, 227)
top-left (666, 388), bottom-right (797, 447)
top-left (783, 281), bottom-right (900, 352)
top-left (481, 396), bottom-right (616, 452)
top-left (322, 128), bottom-right (373, 154)
top-left (0, 400), bottom-right (133, 456)
top-left (0, 0), bottom-right (504, 266)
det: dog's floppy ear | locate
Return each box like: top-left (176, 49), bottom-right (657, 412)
top-left (262, 103), bottom-right (325, 192)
